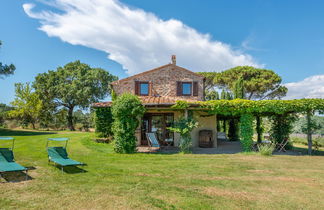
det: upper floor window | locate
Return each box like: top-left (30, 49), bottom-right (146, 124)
top-left (139, 82), bottom-right (149, 95)
top-left (177, 81), bottom-right (198, 96)
top-left (182, 82), bottom-right (192, 96)
top-left (135, 81), bottom-right (149, 96)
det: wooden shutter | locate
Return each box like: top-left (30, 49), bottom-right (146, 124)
top-left (176, 81), bottom-right (182, 96)
top-left (193, 81), bottom-right (198, 96)
top-left (135, 81), bottom-right (140, 95)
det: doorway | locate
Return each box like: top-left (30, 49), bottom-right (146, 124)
top-left (141, 113), bottom-right (174, 146)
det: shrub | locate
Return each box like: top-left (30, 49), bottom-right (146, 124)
top-left (258, 144), bottom-right (275, 156)
top-left (240, 114), bottom-right (254, 152)
top-left (111, 93), bottom-right (145, 153)
top-left (168, 117), bottom-right (198, 153)
top-left (95, 107), bottom-right (113, 137)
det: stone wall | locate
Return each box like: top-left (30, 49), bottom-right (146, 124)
top-left (112, 64), bottom-right (205, 101)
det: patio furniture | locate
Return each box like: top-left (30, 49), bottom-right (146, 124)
top-left (46, 138), bottom-right (84, 173)
top-left (217, 132), bottom-right (227, 140)
top-left (146, 133), bottom-right (160, 149)
top-left (0, 137), bottom-right (28, 182)
top-left (276, 138), bottom-right (289, 152)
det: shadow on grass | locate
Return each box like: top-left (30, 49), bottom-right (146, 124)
top-left (0, 166), bottom-right (36, 183)
top-left (52, 164), bottom-right (88, 174)
top-left (291, 146), bottom-right (324, 156)
top-left (0, 128), bottom-right (57, 136)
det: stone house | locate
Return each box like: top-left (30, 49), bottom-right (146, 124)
top-left (94, 55), bottom-right (217, 148)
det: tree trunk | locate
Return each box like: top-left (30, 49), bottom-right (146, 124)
top-left (31, 122), bottom-right (36, 130)
top-left (67, 106), bottom-right (75, 131)
top-left (306, 111), bottom-right (312, 155)
top-left (256, 116), bottom-right (262, 143)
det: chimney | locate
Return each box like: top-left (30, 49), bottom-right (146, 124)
top-left (171, 55), bottom-right (176, 65)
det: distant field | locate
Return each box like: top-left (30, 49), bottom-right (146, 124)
top-left (0, 129), bottom-right (323, 210)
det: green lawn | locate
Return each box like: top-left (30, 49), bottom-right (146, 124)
top-left (0, 129), bottom-right (323, 210)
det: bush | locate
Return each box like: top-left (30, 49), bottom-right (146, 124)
top-left (111, 93), bottom-right (145, 153)
top-left (258, 144), bottom-right (275, 156)
top-left (168, 117), bottom-right (199, 153)
top-left (95, 107), bottom-right (113, 137)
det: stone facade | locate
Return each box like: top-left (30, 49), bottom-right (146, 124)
top-left (111, 64), bottom-right (205, 101)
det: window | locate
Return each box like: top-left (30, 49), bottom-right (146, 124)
top-left (177, 81), bottom-right (198, 96)
top-left (139, 82), bottom-right (149, 95)
top-left (135, 81), bottom-right (150, 96)
top-left (182, 82), bottom-right (192, 96)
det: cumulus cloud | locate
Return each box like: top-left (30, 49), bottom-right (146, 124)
top-left (23, 0), bottom-right (261, 75)
top-left (284, 75), bottom-right (324, 99)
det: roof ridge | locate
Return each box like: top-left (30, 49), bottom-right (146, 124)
top-left (111, 63), bottom-right (205, 85)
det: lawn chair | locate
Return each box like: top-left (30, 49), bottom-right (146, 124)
top-left (275, 138), bottom-right (289, 152)
top-left (46, 138), bottom-right (84, 173)
top-left (146, 133), bottom-right (160, 150)
top-left (0, 137), bottom-right (28, 182)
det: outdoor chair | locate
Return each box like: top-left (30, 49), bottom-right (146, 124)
top-left (46, 138), bottom-right (85, 173)
top-left (0, 137), bottom-right (28, 182)
top-left (146, 133), bottom-right (160, 150)
top-left (275, 138), bottom-right (289, 152)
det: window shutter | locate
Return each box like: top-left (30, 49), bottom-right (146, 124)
top-left (193, 81), bottom-right (198, 96)
top-left (176, 81), bottom-right (182, 96)
top-left (135, 81), bottom-right (139, 95)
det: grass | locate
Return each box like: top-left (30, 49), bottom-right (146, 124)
top-left (0, 129), bottom-right (324, 209)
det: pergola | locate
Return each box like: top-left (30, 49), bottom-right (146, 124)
top-left (172, 98), bottom-right (324, 154)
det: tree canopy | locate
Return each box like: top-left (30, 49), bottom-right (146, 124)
top-left (33, 60), bottom-right (118, 130)
top-left (0, 41), bottom-right (15, 79)
top-left (198, 66), bottom-right (287, 100)
top-left (8, 83), bottom-right (42, 129)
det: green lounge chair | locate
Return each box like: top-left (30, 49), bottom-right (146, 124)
top-left (0, 137), bottom-right (28, 181)
top-left (46, 138), bottom-right (84, 172)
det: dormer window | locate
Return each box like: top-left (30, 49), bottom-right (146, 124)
top-left (135, 81), bottom-right (150, 96)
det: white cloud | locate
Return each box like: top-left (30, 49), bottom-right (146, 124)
top-left (284, 75), bottom-right (324, 99)
top-left (23, 0), bottom-right (261, 75)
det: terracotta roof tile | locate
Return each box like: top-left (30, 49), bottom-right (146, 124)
top-left (111, 63), bottom-right (205, 85)
top-left (92, 96), bottom-right (200, 107)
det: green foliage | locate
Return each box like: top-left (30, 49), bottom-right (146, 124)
top-left (294, 115), bottom-right (324, 134)
top-left (95, 107), bottom-right (113, 138)
top-left (228, 119), bottom-right (239, 141)
top-left (168, 117), bottom-right (199, 153)
top-left (220, 89), bottom-right (226, 99)
top-left (8, 83), bottom-right (42, 129)
top-left (200, 66), bottom-right (287, 100)
top-left (205, 90), bottom-right (219, 101)
top-left (301, 116), bottom-right (322, 135)
top-left (201, 98), bottom-right (324, 116)
top-left (0, 104), bottom-right (14, 127)
top-left (171, 100), bottom-right (190, 110)
top-left (111, 93), bottom-right (145, 153)
top-left (258, 144), bottom-right (275, 156)
top-left (239, 114), bottom-right (254, 152)
top-left (33, 60), bottom-right (118, 130)
top-left (269, 114), bottom-right (297, 147)
top-left (0, 41), bottom-right (15, 79)
top-left (234, 77), bottom-right (244, 99)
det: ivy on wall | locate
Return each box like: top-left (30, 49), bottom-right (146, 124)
top-left (239, 114), bottom-right (254, 152)
top-left (111, 93), bottom-right (145, 153)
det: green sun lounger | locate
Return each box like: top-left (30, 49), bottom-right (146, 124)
top-left (46, 138), bottom-right (84, 172)
top-left (0, 137), bottom-right (28, 181)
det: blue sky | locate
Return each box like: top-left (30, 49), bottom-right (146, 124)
top-left (1, 0), bottom-right (324, 104)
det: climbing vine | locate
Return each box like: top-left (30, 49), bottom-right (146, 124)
top-left (239, 114), bottom-right (254, 152)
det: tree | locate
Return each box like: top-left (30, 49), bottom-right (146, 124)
top-left (0, 103), bottom-right (14, 127)
top-left (8, 83), bottom-right (42, 129)
top-left (0, 41), bottom-right (15, 78)
top-left (202, 66), bottom-right (287, 100)
top-left (33, 61), bottom-right (118, 131)
top-left (111, 93), bottom-right (145, 153)
top-left (301, 112), bottom-right (322, 155)
top-left (234, 77), bottom-right (245, 99)
top-left (205, 90), bottom-right (219, 101)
